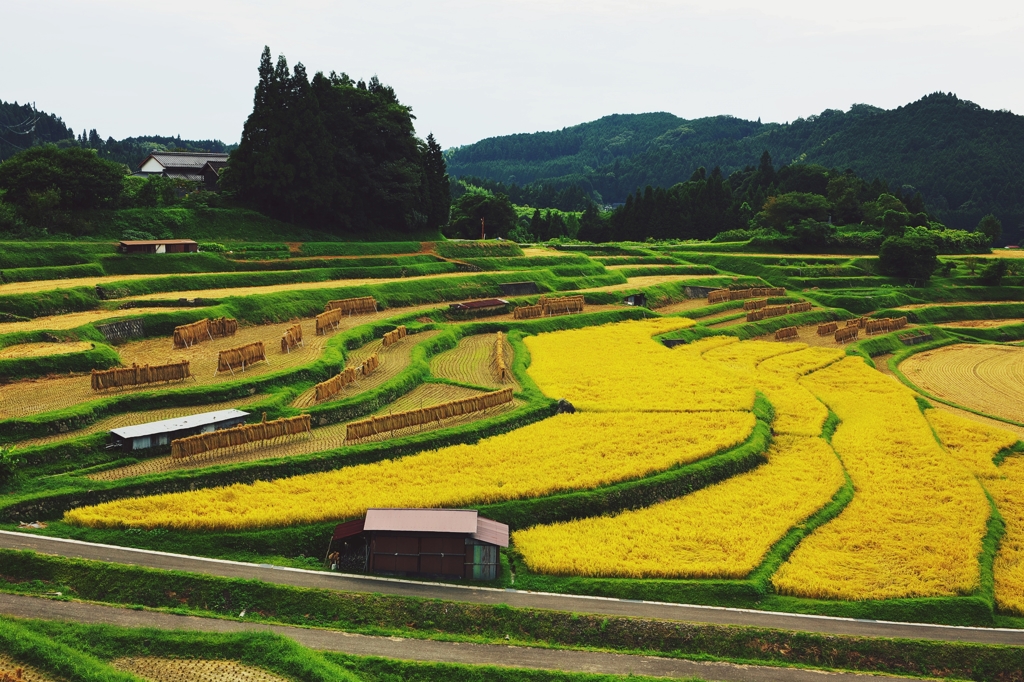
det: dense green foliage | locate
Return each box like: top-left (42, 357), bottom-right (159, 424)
top-left (0, 100), bottom-right (76, 160)
top-left (223, 47), bottom-right (451, 236)
top-left (447, 93), bottom-right (1024, 238)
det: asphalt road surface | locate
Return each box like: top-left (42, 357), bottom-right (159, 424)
top-left (0, 593), bottom-right (922, 682)
top-left (1, 530), bottom-right (1022, 647)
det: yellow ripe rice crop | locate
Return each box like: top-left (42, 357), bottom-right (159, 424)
top-left (525, 318), bottom-right (751, 412)
top-left (64, 410), bottom-right (754, 530)
top-left (699, 342), bottom-right (840, 436)
top-left (773, 357), bottom-right (991, 600)
top-left (514, 435), bottom-right (844, 579)
top-left (926, 408), bottom-right (1016, 479)
top-left (988, 457), bottom-right (1024, 615)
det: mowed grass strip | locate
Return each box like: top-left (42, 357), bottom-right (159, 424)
top-left (430, 333), bottom-right (519, 389)
top-left (900, 343), bottom-right (1024, 423)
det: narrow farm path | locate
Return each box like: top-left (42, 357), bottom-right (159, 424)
top-left (0, 532), bottom-right (1020, 646)
top-left (0, 593), bottom-right (922, 682)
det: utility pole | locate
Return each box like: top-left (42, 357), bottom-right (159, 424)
top-left (480, 217), bottom-right (486, 240)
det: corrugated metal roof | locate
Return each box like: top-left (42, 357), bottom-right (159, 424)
top-left (119, 239), bottom-right (198, 246)
top-left (139, 151), bottom-right (229, 170)
top-left (365, 508), bottom-right (479, 534)
top-left (449, 298), bottom-right (508, 310)
top-left (110, 409), bottom-right (249, 440)
top-left (332, 518), bottom-right (366, 540)
top-left (473, 516), bottom-right (510, 547)
top-left (360, 508), bottom-right (509, 546)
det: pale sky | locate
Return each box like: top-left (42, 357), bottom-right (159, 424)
top-left (4, 1), bottom-right (1022, 149)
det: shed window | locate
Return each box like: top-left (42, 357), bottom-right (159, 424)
top-left (468, 542), bottom-right (498, 580)
top-left (132, 436), bottom-right (152, 450)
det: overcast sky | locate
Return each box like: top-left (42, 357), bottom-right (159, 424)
top-left (4, 1), bottom-right (1022, 149)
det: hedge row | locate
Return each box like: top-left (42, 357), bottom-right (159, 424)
top-left (4, 555), bottom-right (1022, 677)
top-left (299, 241), bottom-right (422, 257)
top-left (0, 342), bottom-right (121, 382)
top-left (435, 241), bottom-right (525, 258)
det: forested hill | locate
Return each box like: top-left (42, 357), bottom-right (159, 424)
top-left (1, 99), bottom-right (234, 167)
top-left (0, 100), bottom-right (74, 160)
top-left (446, 93), bottom-right (1024, 232)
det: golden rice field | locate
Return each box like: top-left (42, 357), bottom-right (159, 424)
top-left (773, 357), bottom-right (991, 600)
top-left (0, 340), bottom-right (94, 358)
top-left (0, 307), bottom-right (198, 335)
top-left (13, 394), bottom-right (267, 448)
top-left (429, 333), bottom-right (519, 389)
top-left (0, 655), bottom-right (50, 682)
top-left (988, 457), bottom-right (1024, 614)
top-left (899, 343), bottom-right (1024, 423)
top-left (112, 657), bottom-right (288, 682)
top-left (925, 408), bottom-right (1015, 479)
top-left (514, 435), bottom-right (845, 578)
top-left (91, 384), bottom-right (517, 481)
top-left (290, 329), bottom-right (441, 407)
top-left (525, 318), bottom-right (753, 412)
top-left (66, 410), bottom-right (754, 529)
top-left (702, 342), bottom-right (842, 436)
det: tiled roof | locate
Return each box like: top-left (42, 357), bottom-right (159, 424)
top-left (140, 151), bottom-right (229, 170)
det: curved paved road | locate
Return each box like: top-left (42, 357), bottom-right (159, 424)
top-left (0, 594), bottom-right (919, 682)
top-left (1, 531), bottom-right (1022, 646)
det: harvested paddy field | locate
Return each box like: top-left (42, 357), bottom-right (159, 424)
top-left (0, 655), bottom-right (51, 682)
top-left (0, 313), bottom-right (390, 419)
top-left (0, 340), bottom-right (94, 358)
top-left (482, 304), bottom-right (625, 323)
top-left (112, 657), bottom-right (287, 682)
top-left (0, 272), bottom-right (214, 295)
top-left (939, 318), bottom-right (1024, 328)
top-left (758, 322), bottom-right (867, 347)
top-left (578, 274), bottom-right (715, 293)
top-left (91, 381), bottom-right (516, 480)
top-left (900, 343), bottom-right (1024, 423)
top-left (290, 329), bottom-right (441, 407)
top-left (125, 270), bottom-right (480, 301)
top-left (13, 393), bottom-right (267, 448)
top-left (653, 298), bottom-right (713, 315)
top-left (429, 332), bottom-right (519, 389)
top-left (874, 353), bottom-right (1024, 439)
top-left (893, 300), bottom-right (1022, 310)
top-left (0, 307), bottom-right (198, 335)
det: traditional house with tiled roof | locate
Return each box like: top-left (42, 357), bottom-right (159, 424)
top-left (135, 151), bottom-right (229, 191)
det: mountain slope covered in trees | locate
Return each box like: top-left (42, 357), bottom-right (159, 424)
top-left (0, 100), bottom-right (234, 167)
top-left (446, 93), bottom-right (1024, 236)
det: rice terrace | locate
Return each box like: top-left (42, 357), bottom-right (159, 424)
top-left (4, 13), bottom-right (1024, 679)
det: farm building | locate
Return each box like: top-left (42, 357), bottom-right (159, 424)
top-left (448, 298), bottom-right (508, 312)
top-left (135, 151), bottom-right (229, 190)
top-left (110, 409), bottom-right (249, 451)
top-left (118, 239), bottom-right (198, 254)
top-left (328, 508), bottom-right (509, 580)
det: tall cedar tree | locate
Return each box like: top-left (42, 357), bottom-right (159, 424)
top-left (223, 47), bottom-right (450, 235)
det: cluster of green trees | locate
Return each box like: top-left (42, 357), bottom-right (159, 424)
top-left (452, 174), bottom-right (594, 212)
top-left (447, 94), bottom-right (1024, 239)
top-left (223, 47), bottom-right (450, 236)
top-left (0, 146), bottom-right (224, 237)
top-left (570, 152), bottom-right (993, 257)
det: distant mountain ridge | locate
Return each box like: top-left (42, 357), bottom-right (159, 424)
top-left (446, 94), bottom-right (1024, 233)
